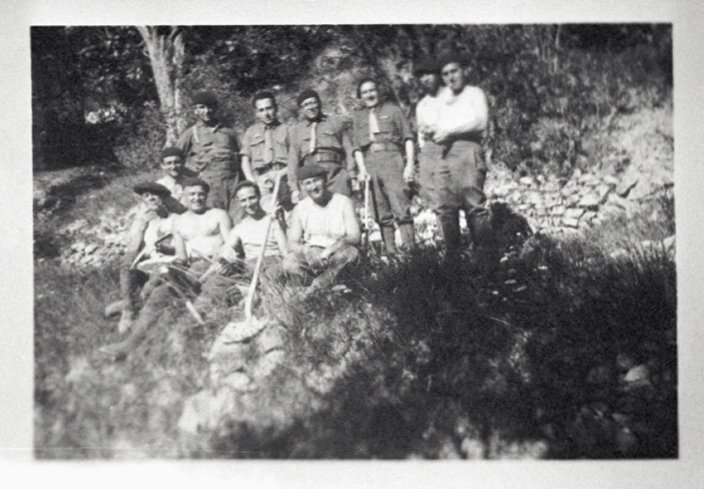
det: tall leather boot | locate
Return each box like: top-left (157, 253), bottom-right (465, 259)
top-left (438, 213), bottom-right (461, 256)
top-left (398, 223), bottom-right (416, 252)
top-left (468, 211), bottom-right (500, 267)
top-left (381, 225), bottom-right (398, 255)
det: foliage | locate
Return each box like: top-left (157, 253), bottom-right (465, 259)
top-left (33, 24), bottom-right (671, 178)
top-left (34, 192), bottom-right (676, 458)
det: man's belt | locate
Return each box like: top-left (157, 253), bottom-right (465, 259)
top-left (305, 147), bottom-right (343, 165)
top-left (254, 162), bottom-right (287, 176)
top-left (367, 142), bottom-right (399, 153)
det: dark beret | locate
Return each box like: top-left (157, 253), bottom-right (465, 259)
top-left (160, 146), bottom-right (184, 160)
top-left (133, 181), bottom-right (171, 198)
top-left (413, 57), bottom-right (440, 76)
top-left (191, 91), bottom-right (218, 107)
top-left (297, 163), bottom-right (328, 182)
top-left (181, 177), bottom-right (211, 193)
top-left (297, 89), bottom-right (321, 107)
top-left (438, 51), bottom-right (467, 70)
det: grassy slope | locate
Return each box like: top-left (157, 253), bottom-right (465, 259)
top-left (33, 96), bottom-right (676, 460)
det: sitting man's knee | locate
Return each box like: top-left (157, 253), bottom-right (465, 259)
top-left (334, 245), bottom-right (360, 265)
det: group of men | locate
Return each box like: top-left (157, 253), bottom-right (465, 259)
top-left (101, 51), bottom-right (495, 359)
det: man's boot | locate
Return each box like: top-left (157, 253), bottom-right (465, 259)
top-left (468, 211), bottom-right (500, 268)
top-left (438, 213), bottom-right (462, 257)
top-left (398, 223), bottom-right (416, 253)
top-left (381, 225), bottom-right (398, 256)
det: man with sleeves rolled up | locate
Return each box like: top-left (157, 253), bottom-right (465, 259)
top-left (288, 89), bottom-right (356, 202)
top-left (351, 78), bottom-right (415, 255)
top-left (432, 52), bottom-right (497, 260)
top-left (176, 91), bottom-right (243, 223)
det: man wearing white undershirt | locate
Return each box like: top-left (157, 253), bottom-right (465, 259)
top-left (414, 57), bottom-right (447, 213)
top-left (215, 180), bottom-right (287, 269)
top-left (432, 52), bottom-right (496, 257)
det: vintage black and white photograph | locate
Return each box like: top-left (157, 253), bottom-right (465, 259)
top-left (31, 23), bottom-right (677, 461)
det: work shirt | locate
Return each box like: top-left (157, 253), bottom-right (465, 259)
top-left (240, 121), bottom-right (290, 174)
top-left (436, 85), bottom-right (488, 143)
top-left (176, 121), bottom-right (241, 174)
top-left (288, 114), bottom-right (356, 188)
top-left (351, 102), bottom-right (414, 154)
top-left (416, 88), bottom-right (448, 148)
top-left (292, 193), bottom-right (357, 249)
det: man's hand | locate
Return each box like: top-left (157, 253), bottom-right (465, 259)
top-left (433, 130), bottom-right (451, 145)
top-left (357, 169), bottom-right (370, 182)
top-left (319, 246), bottom-right (333, 264)
top-left (403, 163), bottom-right (414, 183)
top-left (263, 175), bottom-right (275, 192)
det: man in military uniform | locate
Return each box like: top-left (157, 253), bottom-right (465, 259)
top-left (432, 52), bottom-right (496, 258)
top-left (240, 91), bottom-right (292, 215)
top-left (351, 78), bottom-right (415, 255)
top-left (288, 89), bottom-right (356, 201)
top-left (176, 91), bottom-right (243, 223)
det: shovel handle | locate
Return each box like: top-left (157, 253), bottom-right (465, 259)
top-left (244, 171), bottom-right (284, 320)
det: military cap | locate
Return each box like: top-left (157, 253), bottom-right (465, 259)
top-left (413, 57), bottom-right (440, 76)
top-left (297, 89), bottom-right (321, 107)
top-left (160, 146), bottom-right (184, 160)
top-left (297, 163), bottom-right (328, 182)
top-left (133, 181), bottom-right (171, 198)
top-left (191, 91), bottom-right (218, 107)
top-left (438, 51), bottom-right (468, 70)
top-left (181, 177), bottom-right (211, 193)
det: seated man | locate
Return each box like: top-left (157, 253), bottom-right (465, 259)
top-left (104, 181), bottom-right (178, 334)
top-left (156, 146), bottom-right (198, 210)
top-left (283, 163), bottom-right (361, 294)
top-left (215, 180), bottom-right (287, 269)
top-left (100, 178), bottom-right (233, 360)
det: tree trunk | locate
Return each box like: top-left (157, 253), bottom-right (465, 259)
top-left (135, 26), bottom-right (186, 146)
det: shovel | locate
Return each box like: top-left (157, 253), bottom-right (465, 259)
top-left (220, 172), bottom-right (284, 344)
top-left (362, 177), bottom-right (376, 255)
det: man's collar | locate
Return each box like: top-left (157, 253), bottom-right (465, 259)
top-left (264, 120), bottom-right (281, 130)
top-left (305, 113), bottom-right (327, 126)
top-left (196, 120), bottom-right (221, 131)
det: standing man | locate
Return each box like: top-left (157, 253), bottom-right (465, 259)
top-left (351, 78), bottom-right (415, 255)
top-left (413, 57), bottom-right (447, 218)
top-left (433, 52), bottom-right (496, 258)
top-left (240, 92), bottom-right (293, 215)
top-left (284, 164), bottom-right (360, 295)
top-left (176, 91), bottom-right (243, 223)
top-left (289, 89), bottom-right (356, 201)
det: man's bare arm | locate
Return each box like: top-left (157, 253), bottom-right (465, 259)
top-left (216, 209), bottom-right (233, 242)
top-left (286, 207), bottom-right (305, 255)
top-left (274, 219), bottom-right (288, 256)
top-left (172, 216), bottom-right (188, 263)
top-left (404, 139), bottom-right (415, 183)
top-left (241, 155), bottom-right (256, 182)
